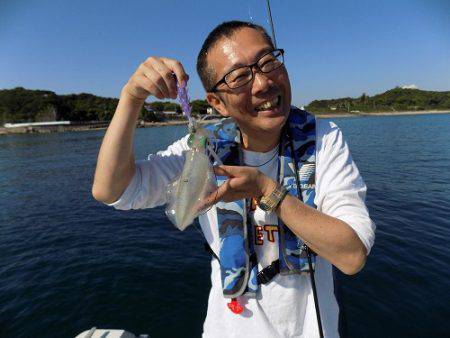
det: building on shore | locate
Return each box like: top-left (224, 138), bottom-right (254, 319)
top-left (4, 121), bottom-right (71, 128)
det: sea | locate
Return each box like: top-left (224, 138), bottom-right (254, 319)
top-left (1, 113), bottom-right (449, 338)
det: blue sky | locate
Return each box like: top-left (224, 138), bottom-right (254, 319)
top-left (1, 0), bottom-right (449, 106)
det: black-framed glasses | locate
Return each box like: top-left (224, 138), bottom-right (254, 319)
top-left (209, 48), bottom-right (285, 92)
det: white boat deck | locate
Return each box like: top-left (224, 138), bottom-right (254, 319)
top-left (75, 327), bottom-right (148, 338)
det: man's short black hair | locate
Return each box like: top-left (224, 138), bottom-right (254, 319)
top-left (196, 20), bottom-right (274, 92)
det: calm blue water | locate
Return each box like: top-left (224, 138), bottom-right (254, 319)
top-left (1, 114), bottom-right (449, 338)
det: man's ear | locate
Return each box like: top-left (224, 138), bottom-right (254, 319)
top-left (206, 92), bottom-right (229, 117)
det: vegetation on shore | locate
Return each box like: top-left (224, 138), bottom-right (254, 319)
top-left (0, 87), bottom-right (212, 123)
top-left (1, 87), bottom-right (449, 124)
top-left (305, 87), bottom-right (450, 113)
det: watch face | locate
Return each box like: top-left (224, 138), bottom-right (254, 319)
top-left (259, 201), bottom-right (271, 212)
top-left (259, 185), bottom-right (287, 212)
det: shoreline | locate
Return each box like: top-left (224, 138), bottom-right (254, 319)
top-left (0, 119), bottom-right (212, 136)
top-left (314, 109), bottom-right (450, 118)
top-left (1, 110), bottom-right (449, 136)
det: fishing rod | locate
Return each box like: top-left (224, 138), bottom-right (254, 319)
top-left (265, 1), bottom-right (324, 337)
top-left (265, 0), bottom-right (278, 48)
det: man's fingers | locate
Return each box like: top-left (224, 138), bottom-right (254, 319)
top-left (149, 58), bottom-right (178, 99)
top-left (212, 180), bottom-right (230, 202)
top-left (213, 165), bottom-right (245, 177)
top-left (207, 179), bottom-right (246, 203)
top-left (133, 74), bottom-right (164, 99)
top-left (126, 56), bottom-right (188, 101)
top-left (213, 166), bottom-right (230, 177)
top-left (162, 58), bottom-right (189, 87)
top-left (203, 179), bottom-right (234, 203)
top-left (140, 62), bottom-right (172, 98)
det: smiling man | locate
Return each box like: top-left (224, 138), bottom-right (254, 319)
top-left (201, 28), bottom-right (290, 153)
top-left (92, 21), bottom-right (375, 338)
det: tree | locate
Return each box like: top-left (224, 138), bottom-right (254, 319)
top-left (360, 93), bottom-right (368, 104)
top-left (149, 101), bottom-right (165, 112)
top-left (162, 102), bottom-right (181, 112)
top-left (191, 99), bottom-right (211, 115)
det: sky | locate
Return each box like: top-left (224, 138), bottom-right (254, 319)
top-left (1, 0), bottom-right (449, 106)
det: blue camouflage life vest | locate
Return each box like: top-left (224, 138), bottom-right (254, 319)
top-left (205, 107), bottom-right (317, 299)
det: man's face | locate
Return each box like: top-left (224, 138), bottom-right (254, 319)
top-left (206, 27), bottom-right (292, 136)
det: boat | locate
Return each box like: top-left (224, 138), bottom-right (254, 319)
top-left (75, 327), bottom-right (148, 338)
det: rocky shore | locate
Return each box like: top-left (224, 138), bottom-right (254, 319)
top-left (0, 119), bottom-right (219, 136)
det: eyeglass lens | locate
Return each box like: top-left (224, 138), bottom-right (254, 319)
top-left (225, 50), bottom-right (283, 89)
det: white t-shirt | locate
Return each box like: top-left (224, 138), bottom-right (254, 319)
top-left (108, 119), bottom-right (376, 338)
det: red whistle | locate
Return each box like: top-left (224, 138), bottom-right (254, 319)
top-left (227, 298), bottom-right (244, 314)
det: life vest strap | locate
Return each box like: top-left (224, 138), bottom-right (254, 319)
top-left (204, 242), bottom-right (281, 286)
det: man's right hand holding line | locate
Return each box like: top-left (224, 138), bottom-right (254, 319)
top-left (92, 57), bottom-right (189, 204)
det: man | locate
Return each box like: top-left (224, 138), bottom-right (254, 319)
top-left (92, 21), bottom-right (375, 338)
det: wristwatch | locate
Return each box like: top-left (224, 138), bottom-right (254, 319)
top-left (258, 184), bottom-right (288, 212)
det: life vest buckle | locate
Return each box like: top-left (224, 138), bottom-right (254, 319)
top-left (257, 259), bottom-right (280, 285)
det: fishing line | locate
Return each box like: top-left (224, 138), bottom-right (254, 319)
top-left (198, 142), bottom-right (221, 215)
top-left (289, 133), bottom-right (324, 338)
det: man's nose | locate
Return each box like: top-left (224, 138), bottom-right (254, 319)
top-left (251, 68), bottom-right (272, 93)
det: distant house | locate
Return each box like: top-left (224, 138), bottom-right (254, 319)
top-left (161, 110), bottom-right (179, 117)
top-left (4, 121), bottom-right (71, 128)
top-left (401, 84), bottom-right (418, 90)
top-left (144, 105), bottom-right (153, 112)
top-left (155, 110), bottom-right (183, 121)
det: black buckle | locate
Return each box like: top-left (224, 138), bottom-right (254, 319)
top-left (257, 260), bottom-right (280, 285)
top-left (203, 242), bottom-right (219, 261)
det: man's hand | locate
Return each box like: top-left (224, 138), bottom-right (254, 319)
top-left (92, 56), bottom-right (188, 204)
top-left (212, 165), bottom-right (277, 202)
top-left (122, 56), bottom-right (189, 102)
top-left (210, 165), bottom-right (367, 275)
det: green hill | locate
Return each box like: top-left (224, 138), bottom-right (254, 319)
top-left (306, 87), bottom-right (450, 114)
top-left (0, 87), bottom-right (213, 123)
top-left (0, 87), bottom-right (122, 123)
